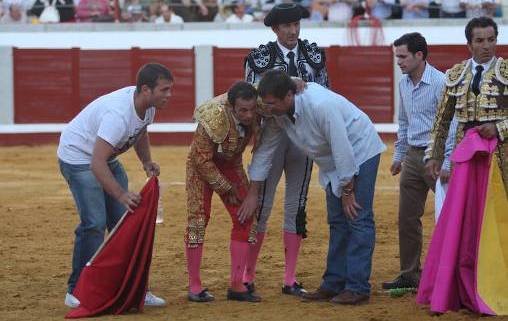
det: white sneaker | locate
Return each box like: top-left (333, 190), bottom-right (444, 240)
top-left (144, 291), bottom-right (166, 307)
top-left (65, 293), bottom-right (81, 308)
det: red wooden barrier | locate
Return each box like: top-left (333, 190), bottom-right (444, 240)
top-left (14, 48), bottom-right (81, 123)
top-left (213, 47), bottom-right (252, 96)
top-left (13, 48), bottom-right (196, 124)
top-left (327, 46), bottom-right (394, 123)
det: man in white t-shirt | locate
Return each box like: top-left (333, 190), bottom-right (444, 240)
top-left (225, 0), bottom-right (254, 23)
top-left (154, 4), bottom-right (184, 24)
top-left (58, 63), bottom-right (173, 309)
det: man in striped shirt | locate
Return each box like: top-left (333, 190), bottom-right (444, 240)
top-left (382, 32), bottom-right (456, 290)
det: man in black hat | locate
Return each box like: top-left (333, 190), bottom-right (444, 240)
top-left (242, 2), bottom-right (328, 298)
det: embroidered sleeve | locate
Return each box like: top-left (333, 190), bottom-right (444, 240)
top-left (190, 125), bottom-right (232, 195)
top-left (427, 87), bottom-right (456, 162)
top-left (497, 120), bottom-right (508, 142)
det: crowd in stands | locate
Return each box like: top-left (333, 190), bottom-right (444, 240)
top-left (0, 0), bottom-right (503, 24)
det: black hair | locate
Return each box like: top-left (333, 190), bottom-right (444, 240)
top-left (257, 70), bottom-right (296, 99)
top-left (465, 16), bottom-right (498, 44)
top-left (393, 32), bottom-right (428, 60)
top-left (136, 63), bottom-right (173, 93)
top-left (227, 81), bottom-right (257, 106)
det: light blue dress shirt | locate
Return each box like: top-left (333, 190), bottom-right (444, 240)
top-left (249, 83), bottom-right (386, 197)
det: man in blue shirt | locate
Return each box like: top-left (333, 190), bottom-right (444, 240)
top-left (383, 32), bottom-right (456, 290)
top-left (238, 70), bottom-right (386, 305)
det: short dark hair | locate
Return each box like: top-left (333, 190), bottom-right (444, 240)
top-left (257, 70), bottom-right (296, 99)
top-left (136, 63), bottom-right (173, 93)
top-left (393, 32), bottom-right (428, 60)
top-left (227, 81), bottom-right (257, 106)
top-left (465, 16), bottom-right (498, 44)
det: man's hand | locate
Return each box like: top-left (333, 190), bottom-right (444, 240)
top-left (439, 169), bottom-right (451, 184)
top-left (119, 191), bottom-right (141, 213)
top-left (293, 78), bottom-right (307, 93)
top-left (476, 123), bottom-right (498, 139)
top-left (223, 186), bottom-right (242, 207)
top-left (425, 159), bottom-right (441, 180)
top-left (342, 193), bottom-right (362, 220)
top-left (390, 161), bottom-right (402, 176)
top-left (237, 183), bottom-right (260, 224)
top-left (143, 161), bottom-right (160, 177)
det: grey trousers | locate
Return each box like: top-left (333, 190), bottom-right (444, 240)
top-left (398, 147), bottom-right (436, 281)
top-left (257, 132), bottom-right (313, 235)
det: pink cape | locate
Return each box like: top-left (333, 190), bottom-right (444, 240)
top-left (65, 177), bottom-right (159, 318)
top-left (416, 129), bottom-right (499, 315)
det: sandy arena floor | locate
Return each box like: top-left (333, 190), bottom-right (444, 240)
top-left (0, 142), bottom-right (505, 321)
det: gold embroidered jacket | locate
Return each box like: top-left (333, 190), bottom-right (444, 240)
top-left (427, 57), bottom-right (508, 192)
top-left (187, 94), bottom-right (260, 194)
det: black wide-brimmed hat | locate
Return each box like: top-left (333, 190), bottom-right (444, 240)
top-left (264, 3), bottom-right (310, 27)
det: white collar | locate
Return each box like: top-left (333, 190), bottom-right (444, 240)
top-left (277, 41), bottom-right (298, 58)
top-left (471, 56), bottom-right (495, 72)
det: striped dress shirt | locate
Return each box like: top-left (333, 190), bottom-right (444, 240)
top-left (394, 62), bottom-right (456, 171)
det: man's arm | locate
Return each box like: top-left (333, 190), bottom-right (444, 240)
top-left (496, 119), bottom-right (508, 142)
top-left (425, 85), bottom-right (455, 179)
top-left (439, 116), bottom-right (458, 183)
top-left (392, 86), bottom-right (408, 175)
top-left (134, 130), bottom-right (160, 177)
top-left (238, 118), bottom-right (282, 223)
top-left (91, 138), bottom-right (141, 212)
top-left (190, 124), bottom-right (233, 195)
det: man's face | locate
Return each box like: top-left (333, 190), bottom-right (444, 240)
top-left (232, 97), bottom-right (257, 126)
top-left (394, 44), bottom-right (423, 75)
top-left (147, 78), bottom-right (173, 109)
top-left (272, 21), bottom-right (300, 49)
top-left (468, 26), bottom-right (497, 64)
top-left (260, 93), bottom-right (292, 116)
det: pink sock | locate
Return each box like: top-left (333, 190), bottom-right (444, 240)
top-left (186, 244), bottom-right (203, 295)
top-left (243, 232), bottom-right (265, 284)
top-left (230, 240), bottom-right (249, 292)
top-left (284, 231), bottom-right (302, 286)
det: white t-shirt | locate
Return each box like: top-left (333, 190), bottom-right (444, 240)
top-left (225, 13), bottom-right (254, 23)
top-left (154, 14), bottom-right (184, 24)
top-left (57, 86), bottom-right (156, 165)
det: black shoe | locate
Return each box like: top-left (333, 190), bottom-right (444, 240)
top-left (382, 276), bottom-right (418, 290)
top-left (227, 288), bottom-right (261, 302)
top-left (244, 282), bottom-right (256, 294)
top-left (282, 282), bottom-right (308, 297)
top-left (188, 288), bottom-right (215, 302)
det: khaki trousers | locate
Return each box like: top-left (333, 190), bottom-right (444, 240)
top-left (398, 147), bottom-right (436, 281)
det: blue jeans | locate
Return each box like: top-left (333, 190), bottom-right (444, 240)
top-left (59, 159), bottom-right (128, 293)
top-left (320, 154), bottom-right (380, 295)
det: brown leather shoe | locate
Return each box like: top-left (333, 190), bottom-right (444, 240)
top-left (301, 287), bottom-right (337, 301)
top-left (330, 290), bottom-right (369, 305)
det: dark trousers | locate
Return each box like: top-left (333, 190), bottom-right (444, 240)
top-left (398, 147), bottom-right (436, 282)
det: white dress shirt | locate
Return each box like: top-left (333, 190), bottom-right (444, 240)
top-left (249, 83), bottom-right (386, 197)
top-left (277, 41), bottom-right (298, 66)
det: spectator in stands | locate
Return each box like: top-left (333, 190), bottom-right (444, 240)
top-left (155, 3), bottom-right (183, 23)
top-left (440, 0), bottom-right (466, 17)
top-left (76, 0), bottom-right (114, 21)
top-left (401, 0), bottom-right (429, 19)
top-left (126, 0), bottom-right (147, 22)
top-left (147, 0), bottom-right (162, 22)
top-left (225, 0), bottom-right (254, 22)
top-left (368, 0), bottom-right (395, 19)
top-left (30, 0), bottom-right (76, 22)
top-left (168, 0), bottom-right (212, 21)
top-left (309, 0), bottom-right (329, 21)
top-left (195, 0), bottom-right (218, 21)
top-left (0, 0), bottom-right (28, 23)
top-left (462, 0), bottom-right (498, 17)
top-left (327, 0), bottom-right (356, 22)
